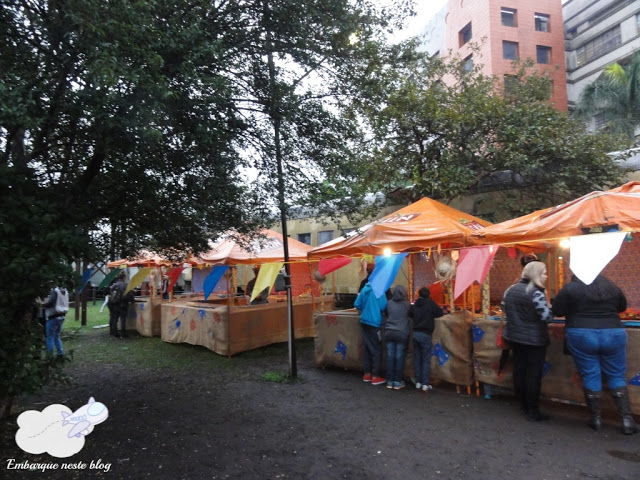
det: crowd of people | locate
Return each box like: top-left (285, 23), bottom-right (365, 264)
top-left (354, 256), bottom-right (638, 435)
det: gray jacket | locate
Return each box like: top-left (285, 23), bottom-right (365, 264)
top-left (384, 285), bottom-right (411, 339)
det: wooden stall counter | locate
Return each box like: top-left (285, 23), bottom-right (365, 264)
top-left (161, 295), bottom-right (334, 356)
top-left (314, 309), bottom-right (474, 387)
top-left (472, 318), bottom-right (640, 414)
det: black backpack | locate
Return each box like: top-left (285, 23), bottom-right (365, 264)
top-left (109, 283), bottom-right (124, 306)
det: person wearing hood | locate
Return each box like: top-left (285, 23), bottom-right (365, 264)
top-left (354, 281), bottom-right (388, 386)
top-left (43, 283), bottom-right (70, 358)
top-left (409, 286), bottom-right (444, 392)
top-left (384, 285), bottom-right (412, 390)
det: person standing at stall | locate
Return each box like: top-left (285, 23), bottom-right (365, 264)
top-left (502, 261), bottom-right (553, 421)
top-left (552, 273), bottom-right (637, 435)
top-left (354, 281), bottom-right (387, 386)
top-left (384, 285), bottom-right (411, 390)
top-left (409, 286), bottom-right (444, 392)
top-left (109, 272), bottom-right (135, 338)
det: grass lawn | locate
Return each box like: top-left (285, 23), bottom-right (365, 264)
top-left (58, 303), bottom-right (307, 377)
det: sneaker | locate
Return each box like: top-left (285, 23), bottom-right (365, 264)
top-left (393, 381), bottom-right (405, 390)
top-left (362, 373), bottom-right (372, 383)
top-left (421, 384), bottom-right (433, 392)
top-left (386, 381), bottom-right (394, 389)
top-left (415, 382), bottom-right (422, 390)
top-left (526, 409), bottom-right (550, 422)
top-left (371, 376), bottom-right (386, 386)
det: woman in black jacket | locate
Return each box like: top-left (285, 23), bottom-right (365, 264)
top-left (502, 261), bottom-right (553, 421)
top-left (553, 274), bottom-right (636, 434)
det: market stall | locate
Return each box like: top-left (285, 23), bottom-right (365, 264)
top-left (309, 197), bottom-right (492, 389)
top-left (468, 182), bottom-right (640, 413)
top-left (161, 229), bottom-right (334, 356)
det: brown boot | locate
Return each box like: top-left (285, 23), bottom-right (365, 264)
top-left (611, 386), bottom-right (638, 435)
top-left (583, 389), bottom-right (602, 431)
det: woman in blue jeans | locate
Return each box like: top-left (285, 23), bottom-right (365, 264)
top-left (553, 274), bottom-right (637, 435)
top-left (384, 285), bottom-right (411, 390)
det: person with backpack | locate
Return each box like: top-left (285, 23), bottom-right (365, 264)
top-left (43, 284), bottom-right (70, 358)
top-left (109, 272), bottom-right (135, 337)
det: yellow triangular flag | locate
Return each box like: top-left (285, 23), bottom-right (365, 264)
top-left (250, 263), bottom-right (283, 302)
top-left (126, 267), bottom-right (152, 294)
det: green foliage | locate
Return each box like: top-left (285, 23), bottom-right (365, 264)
top-left (260, 370), bottom-right (298, 383)
top-left (357, 53), bottom-right (629, 218)
top-left (573, 52), bottom-right (640, 141)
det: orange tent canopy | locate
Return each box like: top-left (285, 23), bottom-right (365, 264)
top-left (468, 182), bottom-right (640, 247)
top-left (106, 250), bottom-right (174, 268)
top-left (195, 229), bottom-right (312, 265)
top-left (308, 197), bottom-right (492, 259)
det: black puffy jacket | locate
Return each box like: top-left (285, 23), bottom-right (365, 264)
top-left (502, 279), bottom-right (553, 346)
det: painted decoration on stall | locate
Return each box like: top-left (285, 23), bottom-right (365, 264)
top-left (542, 361), bottom-right (551, 378)
top-left (190, 319), bottom-right (196, 331)
top-left (629, 372), bottom-right (640, 386)
top-left (213, 311), bottom-right (221, 324)
top-left (471, 324), bottom-right (485, 343)
top-left (433, 343), bottom-right (450, 366)
top-left (334, 340), bottom-right (347, 360)
top-left (198, 309), bottom-right (206, 319)
top-left (326, 314), bottom-right (338, 327)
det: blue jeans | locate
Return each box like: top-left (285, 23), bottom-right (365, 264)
top-left (46, 315), bottom-right (65, 356)
top-left (413, 331), bottom-right (433, 385)
top-left (385, 331), bottom-right (407, 383)
top-left (566, 328), bottom-right (627, 391)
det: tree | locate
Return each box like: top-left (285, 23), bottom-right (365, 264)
top-left (0, 0), bottom-right (416, 414)
top-left (573, 52), bottom-right (640, 142)
top-left (357, 53), bottom-right (631, 219)
top-left (0, 0), bottom-right (266, 418)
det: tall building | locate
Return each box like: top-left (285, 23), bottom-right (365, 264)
top-left (563, 0), bottom-right (640, 113)
top-left (421, 0), bottom-right (568, 111)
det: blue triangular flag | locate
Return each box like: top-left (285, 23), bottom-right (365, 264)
top-left (204, 265), bottom-right (229, 300)
top-left (369, 253), bottom-right (408, 298)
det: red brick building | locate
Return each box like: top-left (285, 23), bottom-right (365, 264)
top-left (426, 0), bottom-right (568, 111)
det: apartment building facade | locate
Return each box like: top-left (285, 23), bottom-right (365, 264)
top-left (563, 0), bottom-right (640, 113)
top-left (422, 0), bottom-right (568, 111)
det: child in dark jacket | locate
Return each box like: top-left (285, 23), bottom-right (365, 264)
top-left (409, 286), bottom-right (444, 392)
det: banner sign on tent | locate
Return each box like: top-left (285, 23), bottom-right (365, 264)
top-left (369, 253), bottom-right (408, 299)
top-left (251, 263), bottom-right (283, 302)
top-left (569, 231), bottom-right (626, 285)
top-left (453, 246), bottom-right (498, 300)
top-left (204, 265), bottom-right (229, 300)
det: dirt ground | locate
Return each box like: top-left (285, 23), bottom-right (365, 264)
top-left (2, 333), bottom-right (639, 480)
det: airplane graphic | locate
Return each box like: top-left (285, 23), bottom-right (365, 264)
top-left (61, 397), bottom-right (109, 438)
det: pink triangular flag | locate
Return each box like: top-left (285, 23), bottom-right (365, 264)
top-left (453, 246), bottom-right (498, 300)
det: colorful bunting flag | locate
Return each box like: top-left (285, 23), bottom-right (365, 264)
top-left (125, 267), bottom-right (152, 294)
top-left (250, 263), bottom-right (283, 302)
top-left (569, 231), bottom-right (626, 285)
top-left (204, 265), bottom-right (229, 300)
top-left (369, 253), bottom-right (408, 299)
top-left (453, 246), bottom-right (498, 300)
top-left (317, 257), bottom-right (352, 276)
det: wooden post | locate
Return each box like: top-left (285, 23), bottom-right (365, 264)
top-left (408, 254), bottom-right (414, 302)
top-left (482, 274), bottom-right (490, 319)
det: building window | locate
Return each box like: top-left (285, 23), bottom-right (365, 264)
top-left (459, 22), bottom-right (472, 47)
top-left (636, 13), bottom-right (640, 35)
top-left (463, 54), bottom-right (473, 73)
top-left (503, 74), bottom-right (519, 95)
top-left (297, 233), bottom-right (311, 245)
top-left (502, 41), bottom-right (518, 60)
top-left (501, 8), bottom-right (517, 27)
top-left (317, 230), bottom-right (334, 245)
top-left (576, 25), bottom-right (622, 67)
top-left (535, 13), bottom-right (550, 32)
top-left (536, 46), bottom-right (551, 64)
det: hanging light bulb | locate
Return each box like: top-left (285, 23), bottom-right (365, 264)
top-left (559, 239), bottom-right (570, 249)
top-left (383, 247), bottom-right (392, 256)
